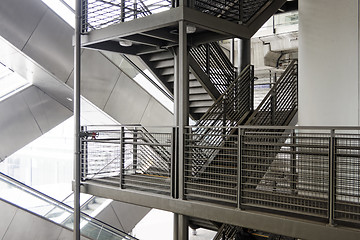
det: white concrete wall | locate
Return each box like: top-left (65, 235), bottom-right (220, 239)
top-left (298, 0), bottom-right (359, 126)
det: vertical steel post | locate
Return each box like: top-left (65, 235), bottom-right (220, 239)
top-left (133, 127), bottom-right (138, 172)
top-left (290, 129), bottom-right (297, 194)
top-left (237, 128), bottom-right (243, 209)
top-left (206, 44), bottom-right (210, 75)
top-left (120, 0), bottom-right (125, 22)
top-left (175, 20), bottom-right (189, 240)
top-left (120, 126), bottom-right (125, 189)
top-left (237, 38), bottom-right (250, 75)
top-left (170, 127), bottom-right (178, 198)
top-left (74, 0), bottom-right (81, 239)
top-left (230, 39), bottom-right (235, 65)
top-left (250, 65), bottom-right (254, 111)
top-left (80, 126), bottom-right (87, 181)
top-left (329, 129), bottom-right (335, 226)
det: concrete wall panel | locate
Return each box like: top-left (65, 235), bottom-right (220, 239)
top-left (299, 0), bottom-right (359, 126)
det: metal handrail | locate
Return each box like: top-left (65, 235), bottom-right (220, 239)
top-left (245, 60), bottom-right (298, 125)
top-left (0, 172), bottom-right (138, 240)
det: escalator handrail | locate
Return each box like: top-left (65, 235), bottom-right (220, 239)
top-left (0, 172), bottom-right (138, 240)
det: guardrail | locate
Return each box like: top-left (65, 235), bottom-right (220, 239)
top-left (81, 125), bottom-right (360, 227)
top-left (81, 125), bottom-right (173, 196)
top-left (81, 0), bottom-right (273, 32)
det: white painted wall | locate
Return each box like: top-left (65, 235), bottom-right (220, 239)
top-left (298, 0), bottom-right (359, 126)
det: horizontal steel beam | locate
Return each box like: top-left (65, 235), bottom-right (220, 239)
top-left (247, 0), bottom-right (287, 36)
top-left (81, 182), bottom-right (360, 240)
top-left (81, 7), bottom-right (254, 48)
top-left (183, 8), bottom-right (252, 39)
top-left (81, 8), bottom-right (181, 46)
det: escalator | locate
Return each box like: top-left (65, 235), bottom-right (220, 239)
top-left (0, 172), bottom-right (137, 240)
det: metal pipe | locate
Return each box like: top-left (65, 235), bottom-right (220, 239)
top-left (73, 0), bottom-right (81, 239)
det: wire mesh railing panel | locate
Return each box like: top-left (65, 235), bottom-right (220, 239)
top-left (82, 0), bottom-right (172, 32)
top-left (193, 0), bottom-right (271, 23)
top-left (240, 129), bottom-right (330, 218)
top-left (81, 130), bottom-right (122, 180)
top-left (334, 134), bottom-right (360, 224)
top-left (81, 125), bottom-right (173, 196)
top-left (184, 127), bottom-right (238, 205)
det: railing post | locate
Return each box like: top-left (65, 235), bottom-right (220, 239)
top-left (80, 126), bottom-right (87, 181)
top-left (81, 0), bottom-right (88, 33)
top-left (119, 126), bottom-right (125, 189)
top-left (237, 127), bottom-right (243, 209)
top-left (239, 0), bottom-right (244, 23)
top-left (120, 0), bottom-right (125, 22)
top-left (133, 127), bottom-right (138, 172)
top-left (171, 127), bottom-right (178, 198)
top-left (290, 129), bottom-right (297, 194)
top-left (134, 0), bottom-right (138, 19)
top-left (271, 86), bottom-right (276, 125)
top-left (206, 44), bottom-right (210, 75)
top-left (329, 129), bottom-right (336, 226)
top-left (250, 65), bottom-right (254, 111)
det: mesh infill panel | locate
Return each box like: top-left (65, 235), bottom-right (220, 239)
top-left (334, 134), bottom-right (360, 223)
top-left (82, 0), bottom-right (172, 32)
top-left (185, 128), bottom-right (238, 205)
top-left (241, 129), bottom-right (329, 218)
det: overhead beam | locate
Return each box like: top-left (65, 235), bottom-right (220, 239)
top-left (121, 34), bottom-right (167, 47)
top-left (81, 183), bottom-right (360, 240)
top-left (247, 0), bottom-right (287, 36)
top-left (191, 32), bottom-right (232, 47)
top-left (183, 8), bottom-right (252, 39)
top-left (141, 29), bottom-right (178, 43)
top-left (83, 41), bottom-right (139, 55)
top-left (81, 8), bottom-right (182, 46)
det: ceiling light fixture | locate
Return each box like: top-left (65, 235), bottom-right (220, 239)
top-left (119, 39), bottom-right (133, 47)
top-left (186, 25), bottom-right (197, 34)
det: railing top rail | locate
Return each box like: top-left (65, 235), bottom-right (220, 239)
top-left (186, 125), bottom-right (360, 131)
top-left (251, 60), bottom-right (297, 112)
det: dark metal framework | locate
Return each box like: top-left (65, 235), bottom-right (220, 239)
top-left (80, 125), bottom-right (360, 230)
top-left (81, 0), bottom-right (273, 32)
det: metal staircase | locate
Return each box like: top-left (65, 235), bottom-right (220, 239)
top-left (139, 42), bottom-right (235, 120)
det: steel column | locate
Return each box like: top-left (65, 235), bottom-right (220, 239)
top-left (237, 38), bottom-right (250, 75)
top-left (176, 20), bottom-right (189, 240)
top-left (74, 0), bottom-right (81, 239)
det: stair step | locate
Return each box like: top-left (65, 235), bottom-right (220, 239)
top-left (190, 100), bottom-right (214, 107)
top-left (164, 75), bottom-right (174, 83)
top-left (192, 107), bottom-right (210, 113)
top-left (189, 94), bottom-right (213, 101)
top-left (189, 80), bottom-right (202, 87)
top-left (190, 87), bottom-right (207, 94)
top-left (159, 67), bottom-right (174, 76)
top-left (152, 59), bottom-right (174, 69)
top-left (146, 51), bottom-right (173, 61)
